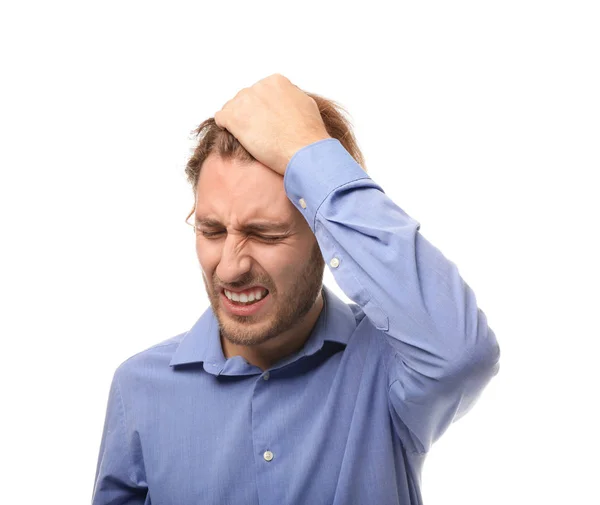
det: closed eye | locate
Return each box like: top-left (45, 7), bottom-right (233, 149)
top-left (254, 235), bottom-right (284, 242)
top-left (199, 230), bottom-right (284, 242)
top-left (199, 230), bottom-right (225, 238)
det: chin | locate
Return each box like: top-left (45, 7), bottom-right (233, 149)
top-left (221, 323), bottom-right (276, 347)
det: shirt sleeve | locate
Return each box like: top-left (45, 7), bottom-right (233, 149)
top-left (284, 138), bottom-right (501, 454)
top-left (92, 369), bottom-right (149, 504)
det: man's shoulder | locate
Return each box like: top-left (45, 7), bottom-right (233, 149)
top-left (113, 331), bottom-right (187, 381)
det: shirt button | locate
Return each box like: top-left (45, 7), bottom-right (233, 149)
top-left (299, 198), bottom-right (307, 209)
top-left (329, 257), bottom-right (340, 268)
top-left (263, 372), bottom-right (270, 381)
top-left (263, 450), bottom-right (274, 462)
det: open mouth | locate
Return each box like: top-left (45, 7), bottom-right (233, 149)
top-left (220, 288), bottom-right (271, 316)
top-left (223, 287), bottom-right (269, 305)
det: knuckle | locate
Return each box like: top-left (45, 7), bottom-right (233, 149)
top-left (267, 73), bottom-right (286, 84)
top-left (238, 87), bottom-right (253, 102)
top-left (214, 109), bottom-right (226, 126)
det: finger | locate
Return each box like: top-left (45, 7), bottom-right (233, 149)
top-left (214, 110), bottom-right (226, 129)
top-left (215, 94), bottom-right (238, 127)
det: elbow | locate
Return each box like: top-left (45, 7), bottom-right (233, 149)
top-left (454, 305), bottom-right (500, 378)
top-left (453, 329), bottom-right (501, 382)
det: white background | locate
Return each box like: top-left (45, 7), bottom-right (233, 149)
top-left (1, 1), bottom-right (598, 503)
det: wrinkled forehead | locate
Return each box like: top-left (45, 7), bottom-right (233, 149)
top-left (195, 154), bottom-right (295, 222)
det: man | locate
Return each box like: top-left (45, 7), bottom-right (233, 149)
top-left (92, 74), bottom-right (500, 504)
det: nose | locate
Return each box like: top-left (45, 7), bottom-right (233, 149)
top-left (215, 233), bottom-right (253, 285)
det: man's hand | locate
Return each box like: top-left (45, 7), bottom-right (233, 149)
top-left (214, 74), bottom-right (331, 176)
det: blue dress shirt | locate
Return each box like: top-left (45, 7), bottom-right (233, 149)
top-left (92, 138), bottom-right (500, 505)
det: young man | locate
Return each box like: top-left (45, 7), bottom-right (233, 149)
top-left (92, 73), bottom-right (500, 504)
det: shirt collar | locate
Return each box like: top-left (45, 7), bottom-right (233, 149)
top-left (169, 284), bottom-right (357, 369)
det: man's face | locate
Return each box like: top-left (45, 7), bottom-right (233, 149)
top-left (194, 153), bottom-right (325, 347)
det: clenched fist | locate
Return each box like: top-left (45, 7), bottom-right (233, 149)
top-left (214, 74), bottom-right (331, 176)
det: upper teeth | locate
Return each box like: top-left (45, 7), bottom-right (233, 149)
top-left (224, 288), bottom-right (268, 302)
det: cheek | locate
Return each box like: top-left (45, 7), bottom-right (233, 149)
top-left (196, 242), bottom-right (220, 274)
top-left (264, 246), bottom-right (307, 278)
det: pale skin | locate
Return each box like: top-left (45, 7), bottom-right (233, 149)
top-left (196, 74), bottom-right (332, 370)
top-left (214, 73), bottom-right (332, 176)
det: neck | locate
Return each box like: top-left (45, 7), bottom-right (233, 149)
top-left (221, 290), bottom-right (324, 371)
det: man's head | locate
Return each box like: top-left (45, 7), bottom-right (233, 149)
top-left (186, 91), bottom-right (366, 348)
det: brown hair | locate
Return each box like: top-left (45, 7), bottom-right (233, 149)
top-left (184, 91), bottom-right (366, 224)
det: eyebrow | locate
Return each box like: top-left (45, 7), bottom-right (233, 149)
top-left (194, 217), bottom-right (292, 234)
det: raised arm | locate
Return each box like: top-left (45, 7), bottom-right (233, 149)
top-left (284, 138), bottom-right (501, 454)
top-left (213, 73), bottom-right (500, 454)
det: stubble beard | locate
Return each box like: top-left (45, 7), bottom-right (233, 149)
top-left (204, 241), bottom-right (326, 347)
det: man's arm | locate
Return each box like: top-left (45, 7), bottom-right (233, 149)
top-left (284, 138), bottom-right (501, 454)
top-left (213, 73), bottom-right (500, 454)
top-left (92, 371), bottom-right (148, 504)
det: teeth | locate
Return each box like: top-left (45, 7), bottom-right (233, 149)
top-left (224, 288), bottom-right (268, 303)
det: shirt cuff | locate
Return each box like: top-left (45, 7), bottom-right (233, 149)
top-left (283, 138), bottom-right (371, 230)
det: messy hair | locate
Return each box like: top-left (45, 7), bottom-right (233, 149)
top-left (184, 91), bottom-right (366, 223)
